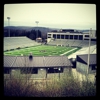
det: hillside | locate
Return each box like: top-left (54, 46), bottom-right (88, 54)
top-left (4, 26), bottom-right (93, 34)
top-left (4, 26), bottom-right (58, 33)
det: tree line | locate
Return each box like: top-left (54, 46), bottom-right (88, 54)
top-left (4, 29), bottom-right (47, 40)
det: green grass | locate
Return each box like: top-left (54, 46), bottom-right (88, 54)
top-left (4, 45), bottom-right (81, 56)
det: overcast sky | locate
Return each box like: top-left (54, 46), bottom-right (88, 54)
top-left (4, 3), bottom-right (96, 30)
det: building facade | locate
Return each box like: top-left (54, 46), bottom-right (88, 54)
top-left (4, 56), bottom-right (73, 79)
top-left (76, 54), bottom-right (96, 74)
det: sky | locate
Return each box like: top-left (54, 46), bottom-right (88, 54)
top-left (4, 3), bottom-right (96, 30)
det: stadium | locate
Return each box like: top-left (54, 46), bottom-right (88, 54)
top-left (4, 29), bottom-right (96, 80)
top-left (4, 28), bottom-right (97, 96)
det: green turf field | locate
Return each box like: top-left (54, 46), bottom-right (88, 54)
top-left (4, 45), bottom-right (81, 56)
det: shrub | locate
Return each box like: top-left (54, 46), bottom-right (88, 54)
top-left (4, 70), bottom-right (96, 97)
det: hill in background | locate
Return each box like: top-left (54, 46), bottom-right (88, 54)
top-left (4, 26), bottom-right (90, 33)
top-left (4, 26), bottom-right (59, 33)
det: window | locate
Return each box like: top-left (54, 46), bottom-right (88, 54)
top-left (32, 68), bottom-right (38, 74)
top-left (61, 35), bottom-right (64, 39)
top-left (70, 35), bottom-right (73, 39)
top-left (47, 67), bottom-right (63, 73)
top-left (85, 35), bottom-right (89, 37)
top-left (21, 68), bottom-right (38, 74)
top-left (79, 35), bottom-right (83, 40)
top-left (92, 66), bottom-right (96, 70)
top-left (57, 35), bottom-right (60, 39)
top-left (65, 35), bottom-right (69, 39)
top-left (74, 35), bottom-right (78, 40)
top-left (4, 68), bottom-right (10, 74)
top-left (48, 34), bottom-right (51, 38)
top-left (53, 34), bottom-right (56, 39)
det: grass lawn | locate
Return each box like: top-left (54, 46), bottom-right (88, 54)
top-left (4, 45), bottom-right (81, 56)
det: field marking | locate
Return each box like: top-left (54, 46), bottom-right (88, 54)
top-left (60, 48), bottom-right (77, 56)
top-left (4, 46), bottom-right (75, 56)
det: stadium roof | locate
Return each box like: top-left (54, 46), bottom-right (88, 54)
top-left (4, 56), bottom-right (73, 68)
top-left (76, 54), bottom-right (96, 65)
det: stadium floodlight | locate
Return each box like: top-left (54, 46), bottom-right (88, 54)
top-left (35, 21), bottom-right (39, 38)
top-left (7, 17), bottom-right (10, 37)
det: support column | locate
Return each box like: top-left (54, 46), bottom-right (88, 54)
top-left (56, 34), bottom-right (57, 39)
top-left (78, 35), bottom-right (79, 40)
top-left (82, 35), bottom-right (84, 40)
top-left (47, 33), bottom-right (48, 39)
top-left (64, 35), bottom-right (65, 39)
top-left (69, 35), bottom-right (70, 40)
top-left (51, 34), bottom-right (53, 39)
top-left (60, 34), bottom-right (61, 45)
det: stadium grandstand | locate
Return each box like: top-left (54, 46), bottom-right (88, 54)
top-left (47, 30), bottom-right (96, 59)
top-left (4, 36), bottom-right (41, 51)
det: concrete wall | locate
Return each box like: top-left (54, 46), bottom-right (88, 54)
top-left (76, 61), bottom-right (96, 74)
top-left (4, 67), bottom-right (72, 79)
top-left (46, 67), bottom-right (72, 80)
top-left (23, 68), bottom-right (47, 79)
top-left (11, 69), bottom-right (20, 78)
top-left (47, 38), bottom-right (51, 42)
top-left (76, 61), bottom-right (88, 74)
top-left (88, 66), bottom-right (96, 74)
top-left (36, 68), bottom-right (46, 78)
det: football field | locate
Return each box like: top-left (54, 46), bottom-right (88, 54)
top-left (4, 45), bottom-right (81, 56)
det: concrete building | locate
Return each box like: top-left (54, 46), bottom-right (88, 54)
top-left (76, 54), bottom-right (96, 74)
top-left (47, 30), bottom-right (96, 43)
top-left (4, 56), bottom-right (73, 79)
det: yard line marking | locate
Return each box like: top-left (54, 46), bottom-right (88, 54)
top-left (60, 48), bottom-right (77, 56)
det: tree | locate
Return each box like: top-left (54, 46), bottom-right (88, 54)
top-left (37, 30), bottom-right (41, 38)
top-left (41, 32), bottom-right (47, 39)
top-left (29, 33), bottom-right (34, 40)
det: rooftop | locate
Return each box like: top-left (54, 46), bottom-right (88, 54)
top-left (77, 54), bottom-right (96, 65)
top-left (4, 56), bottom-right (73, 68)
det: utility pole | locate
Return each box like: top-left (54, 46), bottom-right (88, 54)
top-left (7, 17), bottom-right (10, 37)
top-left (87, 28), bottom-right (92, 74)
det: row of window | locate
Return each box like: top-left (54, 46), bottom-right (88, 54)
top-left (48, 34), bottom-right (83, 40)
top-left (4, 67), bottom-right (64, 74)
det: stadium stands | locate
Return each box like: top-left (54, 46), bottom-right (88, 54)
top-left (47, 39), bottom-right (96, 47)
top-left (4, 36), bottom-right (41, 51)
top-left (71, 40), bottom-right (82, 47)
top-left (68, 45), bottom-right (96, 59)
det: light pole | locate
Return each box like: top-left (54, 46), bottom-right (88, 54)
top-left (87, 28), bottom-right (92, 74)
top-left (35, 21), bottom-right (39, 38)
top-left (7, 17), bottom-right (10, 37)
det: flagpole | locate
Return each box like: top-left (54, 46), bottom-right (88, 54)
top-left (87, 28), bottom-right (91, 74)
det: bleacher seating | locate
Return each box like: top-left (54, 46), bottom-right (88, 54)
top-left (48, 39), bottom-right (96, 47)
top-left (68, 45), bottom-right (96, 59)
top-left (4, 37), bottom-right (41, 51)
